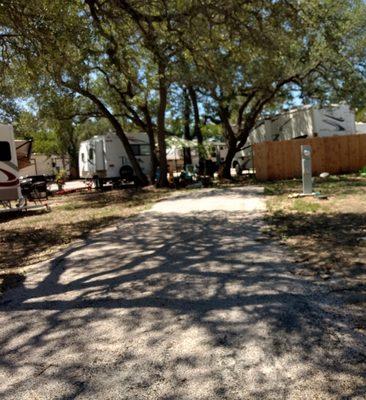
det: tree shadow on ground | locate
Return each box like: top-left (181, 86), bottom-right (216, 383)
top-left (0, 211), bottom-right (365, 399)
top-left (0, 216), bottom-right (122, 271)
top-left (267, 211), bottom-right (366, 332)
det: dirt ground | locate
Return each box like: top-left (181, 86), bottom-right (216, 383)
top-left (264, 174), bottom-right (366, 332)
top-left (0, 187), bottom-right (365, 399)
top-left (0, 187), bottom-right (169, 281)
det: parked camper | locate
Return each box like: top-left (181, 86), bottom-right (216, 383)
top-left (166, 139), bottom-right (227, 173)
top-left (0, 124), bottom-right (23, 203)
top-left (79, 132), bottom-right (151, 185)
top-left (269, 104), bottom-right (356, 141)
top-left (232, 104), bottom-right (357, 173)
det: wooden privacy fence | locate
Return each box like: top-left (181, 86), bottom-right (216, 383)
top-left (253, 134), bottom-right (366, 181)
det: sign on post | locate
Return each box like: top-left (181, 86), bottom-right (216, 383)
top-left (301, 145), bottom-right (312, 195)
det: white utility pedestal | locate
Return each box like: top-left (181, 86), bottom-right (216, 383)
top-left (301, 145), bottom-right (312, 195)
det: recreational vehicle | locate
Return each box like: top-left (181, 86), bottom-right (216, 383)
top-left (232, 104), bottom-right (357, 173)
top-left (79, 132), bottom-right (151, 185)
top-left (166, 138), bottom-right (228, 173)
top-left (0, 124), bottom-right (23, 204)
top-left (0, 124), bottom-right (40, 210)
top-left (269, 104), bottom-right (356, 141)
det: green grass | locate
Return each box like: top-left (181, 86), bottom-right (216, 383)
top-left (264, 174), bottom-right (366, 197)
top-left (291, 199), bottom-right (323, 213)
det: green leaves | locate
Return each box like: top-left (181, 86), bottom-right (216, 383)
top-left (0, 0), bottom-right (365, 180)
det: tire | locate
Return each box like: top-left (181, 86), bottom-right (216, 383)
top-left (119, 165), bottom-right (134, 181)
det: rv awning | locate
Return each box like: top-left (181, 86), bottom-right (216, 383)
top-left (15, 139), bottom-right (33, 169)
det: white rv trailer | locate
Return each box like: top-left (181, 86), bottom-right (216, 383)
top-left (79, 132), bottom-right (151, 184)
top-left (0, 125), bottom-right (48, 212)
top-left (0, 124), bottom-right (22, 203)
top-left (165, 138), bottom-right (228, 173)
top-left (233, 104), bottom-right (357, 173)
top-left (269, 104), bottom-right (356, 141)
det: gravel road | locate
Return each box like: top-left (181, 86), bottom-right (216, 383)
top-left (0, 187), bottom-right (365, 399)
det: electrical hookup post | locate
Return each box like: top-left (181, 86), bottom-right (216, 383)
top-left (301, 145), bottom-right (313, 195)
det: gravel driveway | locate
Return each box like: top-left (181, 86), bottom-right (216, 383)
top-left (0, 187), bottom-right (365, 399)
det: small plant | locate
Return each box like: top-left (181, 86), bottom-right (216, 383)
top-left (359, 166), bottom-right (366, 177)
top-left (55, 169), bottom-right (67, 190)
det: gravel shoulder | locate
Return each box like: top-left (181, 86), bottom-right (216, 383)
top-left (0, 187), bottom-right (365, 399)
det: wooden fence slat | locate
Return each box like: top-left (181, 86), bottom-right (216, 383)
top-left (254, 134), bottom-right (366, 181)
top-left (359, 135), bottom-right (366, 170)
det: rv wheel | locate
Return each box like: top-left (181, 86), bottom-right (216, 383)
top-left (119, 165), bottom-right (134, 181)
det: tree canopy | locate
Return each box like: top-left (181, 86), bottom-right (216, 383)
top-left (0, 0), bottom-right (365, 182)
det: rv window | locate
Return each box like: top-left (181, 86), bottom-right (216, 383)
top-left (0, 141), bottom-right (11, 161)
top-left (131, 144), bottom-right (150, 156)
top-left (131, 144), bottom-right (140, 155)
top-left (140, 145), bottom-right (150, 156)
top-left (81, 153), bottom-right (85, 162)
top-left (88, 148), bottom-right (94, 160)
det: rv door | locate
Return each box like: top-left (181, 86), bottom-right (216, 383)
top-left (95, 139), bottom-right (105, 171)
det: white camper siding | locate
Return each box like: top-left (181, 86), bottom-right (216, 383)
top-left (105, 134), bottom-right (125, 178)
top-left (79, 142), bottom-right (90, 178)
top-left (248, 120), bottom-right (271, 144)
top-left (95, 139), bottom-right (106, 172)
top-left (127, 133), bottom-right (152, 176)
top-left (312, 105), bottom-right (356, 137)
top-left (0, 124), bottom-right (20, 201)
top-left (356, 122), bottom-right (366, 134)
top-left (20, 154), bottom-right (70, 177)
top-left (270, 107), bottom-right (314, 141)
top-left (79, 139), bottom-right (99, 178)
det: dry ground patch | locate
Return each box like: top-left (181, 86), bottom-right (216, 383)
top-left (0, 187), bottom-right (169, 288)
top-left (264, 174), bottom-right (366, 329)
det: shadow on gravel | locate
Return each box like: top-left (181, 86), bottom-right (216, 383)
top-left (0, 212), bottom-right (365, 399)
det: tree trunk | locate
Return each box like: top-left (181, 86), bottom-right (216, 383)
top-left (115, 125), bottom-right (148, 185)
top-left (156, 62), bottom-right (169, 187)
top-left (218, 141), bottom-right (236, 179)
top-left (142, 105), bottom-right (158, 183)
top-left (68, 143), bottom-right (79, 179)
top-left (183, 87), bottom-right (192, 166)
top-left (188, 86), bottom-right (204, 173)
top-left (183, 147), bottom-right (192, 166)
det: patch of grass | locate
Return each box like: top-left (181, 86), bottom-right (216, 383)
top-left (291, 199), bottom-right (323, 213)
top-left (359, 165), bottom-right (366, 176)
top-left (264, 173), bottom-right (366, 197)
top-left (263, 179), bottom-right (302, 196)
